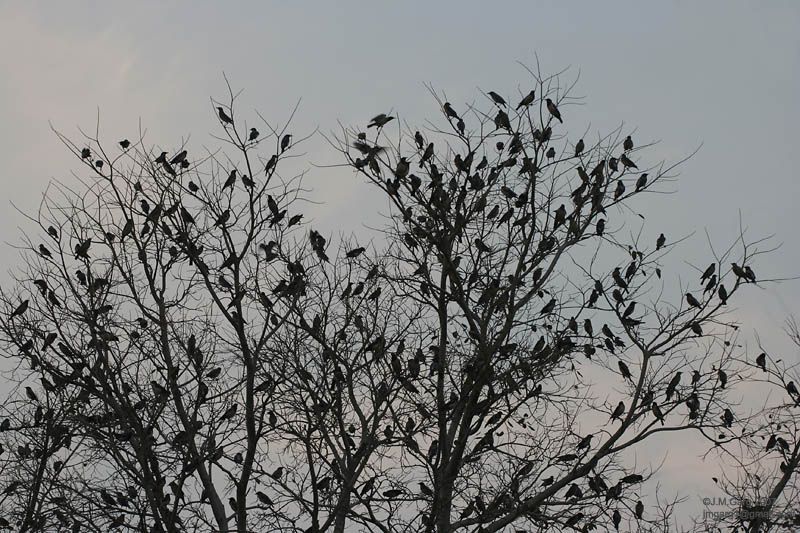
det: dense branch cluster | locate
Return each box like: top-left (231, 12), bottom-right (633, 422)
top-left (0, 69), bottom-right (795, 533)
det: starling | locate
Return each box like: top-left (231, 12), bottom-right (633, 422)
top-left (516, 90), bottom-right (536, 109)
top-left (217, 107), bottom-right (233, 124)
top-left (545, 98), bottom-right (562, 123)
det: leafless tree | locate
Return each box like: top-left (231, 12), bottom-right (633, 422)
top-left (0, 67), bottom-right (774, 532)
top-left (695, 318), bottom-right (800, 532)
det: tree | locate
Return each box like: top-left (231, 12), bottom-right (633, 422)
top-left (695, 319), bottom-right (800, 532)
top-left (0, 67), bottom-right (773, 532)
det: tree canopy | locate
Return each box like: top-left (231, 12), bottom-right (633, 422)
top-left (0, 68), bottom-right (797, 533)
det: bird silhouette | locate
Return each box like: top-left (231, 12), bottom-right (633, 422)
top-left (442, 102), bottom-right (459, 120)
top-left (217, 107), bottom-right (233, 124)
top-left (610, 401), bottom-right (625, 421)
top-left (487, 91), bottom-right (506, 106)
top-left (281, 134), bottom-right (292, 152)
top-left (686, 293), bottom-right (701, 308)
top-left (249, 127), bottom-right (260, 141)
top-left (755, 352), bottom-right (766, 371)
top-left (623, 135), bottom-right (634, 151)
top-left (368, 114), bottom-right (395, 128)
top-left (517, 90), bottom-right (535, 109)
top-left (574, 139), bottom-right (584, 157)
top-left (545, 98), bottom-right (562, 123)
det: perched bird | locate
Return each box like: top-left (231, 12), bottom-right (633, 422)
top-left (656, 233), bottom-right (666, 250)
top-left (170, 150), bottom-right (187, 165)
top-left (414, 131), bottom-right (424, 149)
top-left (574, 139), bottom-right (584, 157)
top-left (395, 157), bottom-right (410, 179)
top-left (487, 91), bottom-right (506, 106)
top-left (666, 372), bottom-right (681, 401)
top-left (652, 402), bottom-right (665, 424)
top-left (620, 154), bottom-right (638, 169)
top-left (718, 284), bottom-right (728, 304)
top-left (618, 361), bottom-right (633, 382)
top-left (718, 369), bottom-right (728, 389)
top-left (686, 293), bottom-right (701, 308)
top-left (10, 300), bottom-right (29, 319)
top-left (281, 134), bottom-right (292, 153)
top-left (217, 107), bottom-right (233, 124)
top-left (368, 114), bottom-right (395, 128)
top-left (610, 401), bottom-right (626, 421)
top-left (546, 98), bottom-right (562, 123)
top-left (346, 247), bottom-right (366, 259)
top-left (214, 210), bottom-right (231, 228)
top-left (623, 135), bottom-right (634, 151)
top-left (700, 264), bottom-right (715, 282)
top-left (635, 173), bottom-right (648, 191)
top-left (25, 386), bottom-right (38, 402)
top-left (517, 90), bottom-right (536, 109)
top-left (249, 128), bottom-right (260, 141)
top-left (755, 352), bottom-right (766, 372)
top-left (442, 102), bottom-right (459, 120)
top-left (540, 298), bottom-right (556, 315)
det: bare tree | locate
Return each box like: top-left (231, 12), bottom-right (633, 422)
top-left (696, 319), bottom-right (800, 532)
top-left (0, 67), bottom-right (773, 533)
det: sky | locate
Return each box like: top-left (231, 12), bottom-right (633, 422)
top-left (1, 0), bottom-right (799, 527)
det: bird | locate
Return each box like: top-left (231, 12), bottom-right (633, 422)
top-left (717, 284), bottom-right (728, 304)
top-left (413, 131), bottom-right (424, 149)
top-left (10, 300), bottom-right (29, 319)
top-left (281, 134), bottom-right (292, 153)
top-left (368, 114), bottom-right (395, 128)
top-left (623, 135), bottom-right (634, 151)
top-left (620, 154), bottom-right (638, 169)
top-left (517, 90), bottom-right (536, 109)
top-left (613, 509), bottom-right (622, 530)
top-left (170, 150), bottom-right (187, 166)
top-left (542, 99), bottom-right (563, 125)
top-left (576, 434), bottom-right (593, 450)
top-left (718, 369), bottom-right (728, 389)
top-left (74, 239), bottom-right (91, 259)
top-left (636, 500), bottom-right (644, 519)
top-left (612, 180), bottom-right (625, 200)
top-left (701, 264), bottom-right (715, 282)
top-left (618, 361), bottom-right (633, 382)
top-left (487, 91), bottom-right (506, 106)
top-left (395, 157), bottom-right (410, 179)
top-left (346, 247), bottom-right (365, 259)
top-left (652, 402), bottom-right (665, 424)
top-left (249, 127), bottom-right (260, 141)
top-left (270, 466), bottom-right (284, 480)
top-left (540, 299), bottom-right (556, 315)
top-left (214, 210), bottom-right (231, 228)
top-left (217, 107), bottom-right (233, 124)
top-left (119, 139), bottom-right (130, 149)
top-left (442, 102), bottom-right (459, 120)
top-left (494, 110), bottom-right (511, 130)
top-left (666, 372), bottom-right (681, 401)
top-left (722, 408), bottom-right (734, 428)
top-left (596, 219), bottom-right (606, 236)
top-left (686, 293), bottom-right (701, 308)
top-left (25, 386), bottom-right (38, 402)
top-left (755, 352), bottom-right (766, 372)
top-left (610, 401), bottom-right (625, 421)
top-left (574, 139), bottom-right (584, 157)
top-left (635, 173), bottom-right (648, 191)
top-left (730, 262), bottom-right (748, 280)
top-left (656, 233), bottom-right (666, 250)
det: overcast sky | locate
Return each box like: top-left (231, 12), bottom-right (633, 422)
top-left (1, 0), bottom-right (799, 525)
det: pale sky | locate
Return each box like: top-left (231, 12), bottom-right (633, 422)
top-left (1, 1), bottom-right (799, 526)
